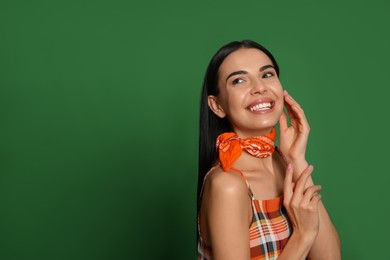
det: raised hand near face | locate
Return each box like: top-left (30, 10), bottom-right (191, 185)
top-left (278, 90), bottom-right (310, 177)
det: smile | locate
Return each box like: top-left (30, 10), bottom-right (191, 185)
top-left (249, 102), bottom-right (273, 111)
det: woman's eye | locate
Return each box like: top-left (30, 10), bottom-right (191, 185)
top-left (232, 78), bottom-right (245, 85)
top-left (263, 72), bottom-right (274, 78)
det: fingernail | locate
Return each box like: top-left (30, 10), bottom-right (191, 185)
top-left (308, 165), bottom-right (314, 171)
top-left (287, 163), bottom-right (292, 169)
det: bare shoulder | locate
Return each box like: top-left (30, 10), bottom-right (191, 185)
top-left (202, 168), bottom-right (249, 210)
top-left (202, 167), bottom-right (249, 203)
top-left (200, 167), bottom-right (252, 255)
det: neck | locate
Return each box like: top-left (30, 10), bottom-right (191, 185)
top-left (233, 150), bottom-right (277, 174)
top-left (234, 127), bottom-right (275, 138)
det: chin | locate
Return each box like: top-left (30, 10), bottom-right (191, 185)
top-left (254, 117), bottom-right (280, 129)
top-left (235, 123), bottom-right (278, 137)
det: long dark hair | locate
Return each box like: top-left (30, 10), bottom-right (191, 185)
top-left (197, 40), bottom-right (280, 210)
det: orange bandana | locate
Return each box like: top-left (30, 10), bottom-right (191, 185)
top-left (216, 128), bottom-right (276, 172)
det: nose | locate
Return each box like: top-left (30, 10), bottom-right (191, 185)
top-left (250, 79), bottom-right (266, 95)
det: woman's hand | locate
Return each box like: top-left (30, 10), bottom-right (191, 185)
top-left (283, 164), bottom-right (322, 243)
top-left (275, 164), bottom-right (324, 260)
top-left (278, 90), bottom-right (310, 165)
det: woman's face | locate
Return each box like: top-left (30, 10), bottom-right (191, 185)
top-left (208, 48), bottom-right (284, 137)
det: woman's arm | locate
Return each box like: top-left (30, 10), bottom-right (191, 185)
top-left (291, 160), bottom-right (341, 260)
top-left (201, 169), bottom-right (252, 260)
top-left (201, 166), bottom-right (326, 260)
top-left (279, 90), bottom-right (341, 259)
top-left (276, 164), bottom-right (322, 260)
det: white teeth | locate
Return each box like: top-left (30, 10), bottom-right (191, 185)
top-left (250, 102), bottom-right (272, 111)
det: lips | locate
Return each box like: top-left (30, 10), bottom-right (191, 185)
top-left (246, 98), bottom-right (275, 113)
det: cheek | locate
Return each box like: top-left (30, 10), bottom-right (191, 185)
top-left (273, 81), bottom-right (283, 93)
top-left (225, 90), bottom-right (246, 110)
top-left (273, 83), bottom-right (284, 100)
top-left (273, 85), bottom-right (285, 117)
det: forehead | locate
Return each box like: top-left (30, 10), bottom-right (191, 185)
top-left (219, 48), bottom-right (273, 76)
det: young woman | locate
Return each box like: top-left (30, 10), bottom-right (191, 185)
top-left (197, 40), bottom-right (340, 260)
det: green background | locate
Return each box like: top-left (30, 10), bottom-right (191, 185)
top-left (1, 1), bottom-right (389, 259)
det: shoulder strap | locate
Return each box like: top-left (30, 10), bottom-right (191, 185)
top-left (199, 165), bottom-right (256, 201)
top-left (228, 166), bottom-right (255, 200)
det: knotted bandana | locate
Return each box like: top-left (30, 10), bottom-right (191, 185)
top-left (216, 128), bottom-right (276, 172)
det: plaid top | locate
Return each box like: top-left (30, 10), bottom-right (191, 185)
top-left (198, 167), bottom-right (292, 260)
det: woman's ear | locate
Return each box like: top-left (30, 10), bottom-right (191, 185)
top-left (208, 95), bottom-right (226, 118)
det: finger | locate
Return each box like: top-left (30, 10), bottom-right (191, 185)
top-left (293, 165), bottom-right (314, 196)
top-left (310, 193), bottom-right (322, 207)
top-left (285, 91), bottom-right (302, 109)
top-left (284, 92), bottom-right (305, 122)
top-left (290, 104), bottom-right (310, 133)
top-left (302, 185), bottom-right (322, 205)
top-left (283, 164), bottom-right (294, 201)
top-left (279, 109), bottom-right (288, 132)
top-left (287, 101), bottom-right (305, 122)
top-left (288, 101), bottom-right (309, 133)
top-left (290, 102), bottom-right (304, 116)
top-left (283, 94), bottom-right (296, 122)
top-left (291, 182), bottom-right (296, 191)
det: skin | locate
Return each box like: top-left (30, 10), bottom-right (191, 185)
top-left (199, 48), bottom-right (340, 259)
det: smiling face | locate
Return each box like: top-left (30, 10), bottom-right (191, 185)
top-left (208, 48), bottom-right (284, 137)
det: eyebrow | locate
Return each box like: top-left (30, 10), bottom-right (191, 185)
top-left (225, 64), bottom-right (275, 82)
